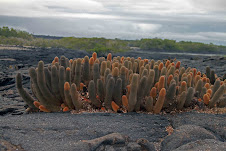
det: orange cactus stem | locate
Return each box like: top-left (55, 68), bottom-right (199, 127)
top-left (61, 103), bottom-right (66, 108)
top-left (171, 62), bottom-right (175, 66)
top-left (63, 107), bottom-right (69, 112)
top-left (206, 93), bottom-right (211, 98)
top-left (107, 53), bottom-right (112, 61)
top-left (158, 76), bottom-right (165, 91)
top-left (195, 75), bottom-right (201, 84)
top-left (175, 69), bottom-right (179, 75)
top-left (165, 60), bottom-right (170, 68)
top-left (193, 68), bottom-right (197, 77)
top-left (138, 57), bottom-right (141, 60)
top-left (33, 101), bottom-right (41, 108)
top-left (144, 59), bottom-right (149, 64)
top-left (197, 71), bottom-right (201, 76)
top-left (112, 62), bottom-right (119, 69)
top-left (69, 59), bottom-right (73, 64)
top-left (80, 83), bottom-right (84, 91)
top-left (150, 87), bottom-right (157, 99)
top-left (179, 81), bottom-right (187, 94)
top-left (154, 82), bottom-right (159, 89)
top-left (121, 56), bottom-right (125, 63)
top-left (153, 88), bottom-right (166, 114)
top-left (182, 73), bottom-right (187, 79)
top-left (89, 57), bottom-right (94, 65)
top-left (175, 61), bottom-right (181, 69)
top-left (64, 82), bottom-right (70, 91)
top-left (101, 107), bottom-right (106, 111)
top-left (122, 95), bottom-right (128, 108)
top-left (54, 56), bottom-right (59, 63)
top-left (52, 60), bottom-right (55, 65)
top-left (111, 101), bottom-right (120, 112)
top-left (126, 85), bottom-right (131, 94)
top-left (203, 94), bottom-right (210, 105)
top-left (198, 98), bottom-right (202, 102)
top-left (112, 67), bottom-right (119, 77)
top-left (176, 86), bottom-right (179, 91)
top-left (167, 75), bottom-right (174, 86)
top-left (220, 81), bottom-right (224, 85)
top-left (66, 67), bottom-right (70, 71)
top-left (204, 83), bottom-right (210, 89)
top-left (158, 63), bottom-right (164, 71)
top-left (92, 52), bottom-right (97, 61)
top-left (207, 89), bottom-right (212, 96)
top-left (94, 59), bottom-right (99, 64)
top-left (181, 81), bottom-right (187, 86)
top-left (39, 105), bottom-right (50, 112)
top-left (206, 78), bottom-right (210, 83)
top-left (139, 60), bottom-right (144, 67)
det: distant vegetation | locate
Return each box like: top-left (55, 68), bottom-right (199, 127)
top-left (129, 39), bottom-right (226, 53)
top-left (1, 26), bottom-right (226, 53)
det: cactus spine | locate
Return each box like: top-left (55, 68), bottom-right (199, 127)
top-left (93, 63), bottom-right (100, 86)
top-left (64, 82), bottom-right (74, 109)
top-left (88, 80), bottom-right (101, 108)
top-left (59, 66), bottom-right (65, 101)
top-left (16, 73), bottom-right (36, 109)
top-left (210, 70), bottom-right (215, 84)
top-left (44, 67), bottom-right (52, 90)
top-left (74, 58), bottom-right (82, 86)
top-left (153, 88), bottom-right (166, 113)
top-left (37, 61), bottom-right (61, 106)
top-left (65, 67), bottom-right (71, 85)
top-left (145, 96), bottom-right (154, 112)
top-left (120, 66), bottom-right (127, 90)
top-left (60, 56), bottom-right (67, 69)
top-left (177, 91), bottom-right (187, 110)
top-left (104, 77), bottom-right (115, 110)
top-left (128, 74), bottom-right (139, 112)
top-left (113, 78), bottom-right (122, 106)
top-left (70, 83), bottom-right (82, 110)
top-left (51, 66), bottom-right (62, 102)
top-left (164, 81), bottom-right (176, 108)
top-left (211, 80), bottom-right (221, 97)
top-left (209, 84), bottom-right (225, 108)
top-left (144, 70), bottom-right (155, 96)
top-left (97, 79), bottom-right (104, 102)
top-left (83, 56), bottom-right (90, 84)
top-left (184, 87), bottom-right (194, 107)
top-left (135, 76), bottom-right (147, 111)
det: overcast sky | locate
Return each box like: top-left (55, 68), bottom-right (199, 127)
top-left (0, 0), bottom-right (226, 45)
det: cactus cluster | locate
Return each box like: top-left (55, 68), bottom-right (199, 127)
top-left (16, 52), bottom-right (226, 113)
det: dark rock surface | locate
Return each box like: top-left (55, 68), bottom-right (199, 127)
top-left (173, 139), bottom-right (226, 151)
top-left (0, 112), bottom-right (225, 151)
top-left (168, 112), bottom-right (226, 141)
top-left (0, 47), bottom-right (226, 150)
top-left (0, 112), bottom-right (168, 151)
top-left (161, 125), bottom-right (217, 151)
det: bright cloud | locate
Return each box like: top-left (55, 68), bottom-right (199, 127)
top-left (0, 0), bottom-right (226, 45)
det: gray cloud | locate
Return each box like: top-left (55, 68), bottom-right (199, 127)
top-left (0, 0), bottom-right (226, 45)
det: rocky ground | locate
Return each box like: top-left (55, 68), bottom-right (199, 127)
top-left (0, 46), bottom-right (226, 151)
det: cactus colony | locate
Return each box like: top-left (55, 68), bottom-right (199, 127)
top-left (16, 52), bottom-right (226, 113)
